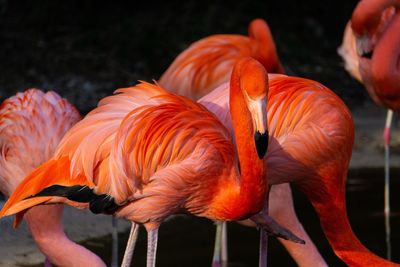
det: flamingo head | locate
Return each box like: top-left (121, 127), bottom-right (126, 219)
top-left (238, 57), bottom-right (269, 159)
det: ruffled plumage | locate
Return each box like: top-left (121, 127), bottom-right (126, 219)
top-left (0, 89), bottom-right (80, 195)
top-left (0, 82), bottom-right (238, 221)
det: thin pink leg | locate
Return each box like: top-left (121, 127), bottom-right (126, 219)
top-left (121, 222), bottom-right (139, 267)
top-left (383, 109), bottom-right (393, 260)
top-left (211, 222), bottom-right (228, 267)
top-left (259, 229), bottom-right (268, 267)
top-left (111, 217), bottom-right (118, 267)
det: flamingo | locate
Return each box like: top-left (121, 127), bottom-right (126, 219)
top-left (198, 72), bottom-right (400, 267)
top-left (160, 18), bottom-right (284, 100)
top-left (0, 89), bottom-right (106, 267)
top-left (160, 25), bottom-right (399, 264)
top-left (160, 18), bottom-right (326, 267)
top-left (338, 0), bottom-right (400, 259)
top-left (0, 58), bottom-right (304, 267)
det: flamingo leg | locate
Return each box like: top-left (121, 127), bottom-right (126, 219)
top-left (259, 229), bottom-right (268, 267)
top-left (111, 217), bottom-right (118, 267)
top-left (258, 193), bottom-right (269, 267)
top-left (211, 222), bottom-right (228, 267)
top-left (383, 108), bottom-right (393, 260)
top-left (121, 222), bottom-right (140, 267)
top-left (145, 227), bottom-right (159, 267)
top-left (221, 222), bottom-right (228, 266)
top-left (211, 222), bottom-right (222, 267)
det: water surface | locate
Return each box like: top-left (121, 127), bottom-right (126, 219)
top-left (76, 168), bottom-right (400, 266)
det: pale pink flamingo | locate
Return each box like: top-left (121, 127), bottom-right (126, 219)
top-left (0, 89), bottom-right (106, 267)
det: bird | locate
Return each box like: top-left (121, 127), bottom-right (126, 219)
top-left (338, 0), bottom-right (400, 259)
top-left (0, 58), bottom-right (304, 267)
top-left (0, 89), bottom-right (106, 267)
top-left (159, 18), bottom-right (284, 99)
top-left (160, 18), bottom-right (326, 267)
top-left (198, 72), bottom-right (399, 267)
top-left (161, 24), bottom-right (398, 265)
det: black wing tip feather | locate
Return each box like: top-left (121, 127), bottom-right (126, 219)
top-left (26, 185), bottom-right (120, 214)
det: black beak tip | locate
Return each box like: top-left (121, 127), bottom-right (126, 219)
top-left (254, 131), bottom-right (268, 159)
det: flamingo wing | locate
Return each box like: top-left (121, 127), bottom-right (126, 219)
top-left (0, 82), bottom-right (236, 225)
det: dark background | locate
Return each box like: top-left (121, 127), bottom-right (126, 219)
top-left (0, 0), bottom-right (368, 115)
top-left (2, 1), bottom-right (397, 267)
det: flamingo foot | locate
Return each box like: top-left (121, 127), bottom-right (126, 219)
top-left (250, 213), bottom-right (305, 244)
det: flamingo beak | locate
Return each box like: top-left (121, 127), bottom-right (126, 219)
top-left (356, 35), bottom-right (373, 58)
top-left (255, 130), bottom-right (268, 159)
top-left (247, 95), bottom-right (268, 159)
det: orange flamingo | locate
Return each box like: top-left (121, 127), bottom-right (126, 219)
top-left (0, 89), bottom-right (106, 267)
top-left (0, 58), bottom-right (303, 267)
top-left (198, 73), bottom-right (399, 267)
top-left (338, 0), bottom-right (400, 259)
top-left (161, 26), bottom-right (398, 264)
top-left (160, 18), bottom-right (284, 99)
top-left (160, 18), bottom-right (326, 267)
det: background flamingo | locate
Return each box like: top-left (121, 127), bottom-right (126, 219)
top-left (0, 89), bottom-right (106, 267)
top-left (160, 18), bottom-right (284, 99)
top-left (338, 0), bottom-right (400, 259)
top-left (0, 58), bottom-right (303, 267)
top-left (160, 18), bottom-right (326, 267)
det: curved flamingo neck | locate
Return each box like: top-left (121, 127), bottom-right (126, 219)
top-left (248, 19), bottom-right (285, 74)
top-left (351, 0), bottom-right (400, 35)
top-left (314, 196), bottom-right (397, 266)
top-left (370, 13), bottom-right (400, 98)
top-left (225, 61), bottom-right (267, 219)
top-left (25, 206), bottom-right (106, 267)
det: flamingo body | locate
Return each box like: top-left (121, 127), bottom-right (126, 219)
top-left (160, 18), bottom-right (284, 99)
top-left (0, 89), bottom-right (106, 267)
top-left (1, 84), bottom-right (244, 220)
top-left (199, 75), bottom-right (399, 266)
